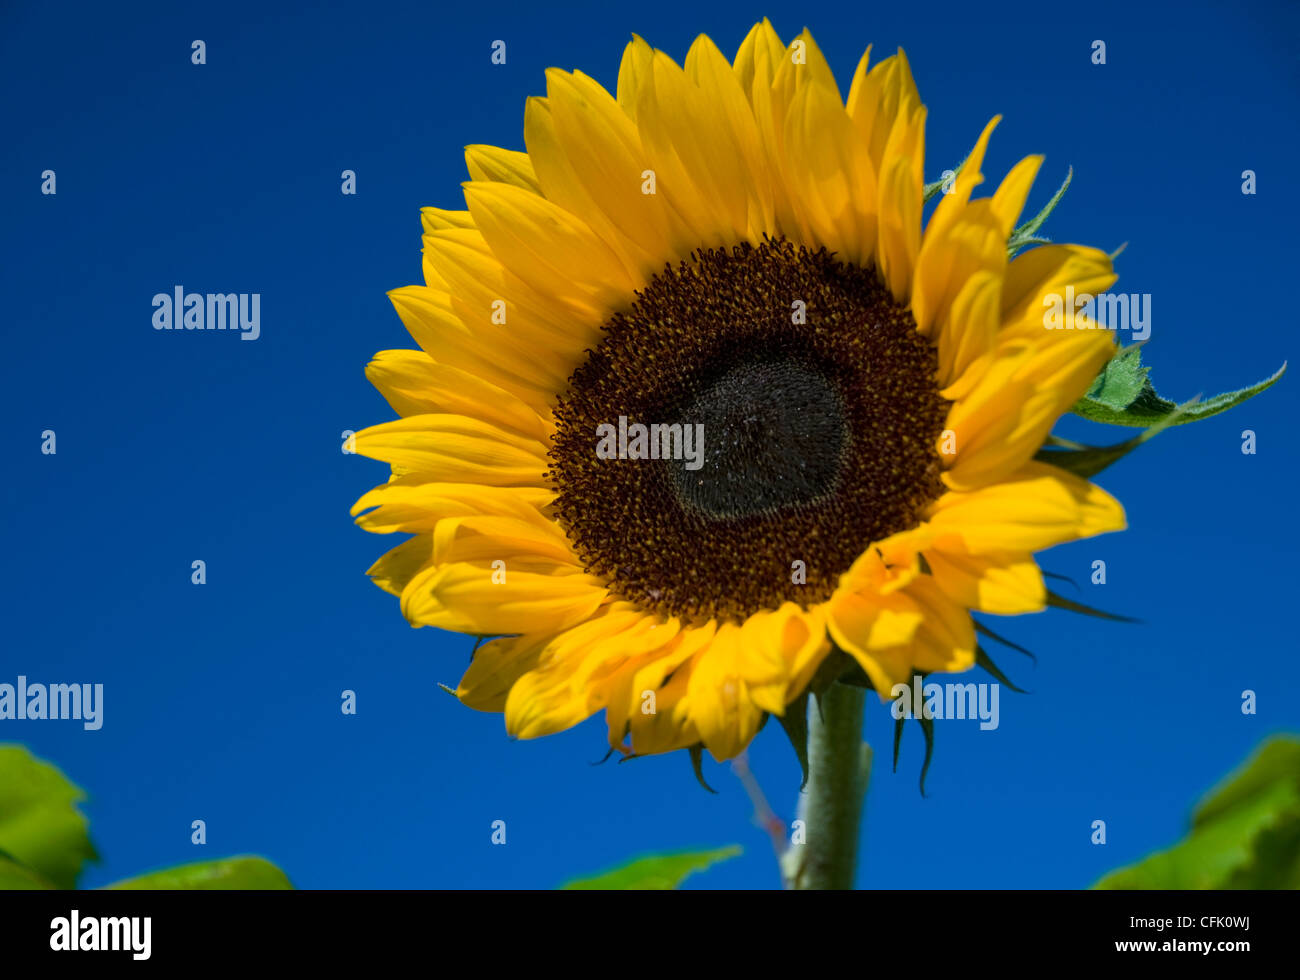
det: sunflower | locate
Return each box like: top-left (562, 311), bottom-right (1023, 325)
top-left (350, 20), bottom-right (1125, 763)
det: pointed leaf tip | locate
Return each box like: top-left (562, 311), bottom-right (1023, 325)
top-left (777, 693), bottom-right (811, 790)
top-left (688, 745), bottom-right (719, 794)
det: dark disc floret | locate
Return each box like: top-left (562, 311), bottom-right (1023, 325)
top-left (548, 238), bottom-right (949, 623)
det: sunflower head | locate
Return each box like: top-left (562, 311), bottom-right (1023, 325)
top-left (351, 20), bottom-right (1125, 764)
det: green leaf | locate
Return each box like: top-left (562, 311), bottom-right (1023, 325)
top-left (1194, 737), bottom-right (1300, 830)
top-left (1007, 166), bottom-right (1071, 258)
top-left (560, 846), bottom-right (742, 890)
top-left (777, 692), bottom-right (811, 790)
top-left (0, 854), bottom-right (56, 890)
top-left (1071, 345), bottom-right (1285, 427)
top-left (1034, 383), bottom-right (1191, 477)
top-left (106, 856), bottom-right (293, 890)
top-left (1224, 812), bottom-right (1300, 889)
top-left (0, 745), bottom-right (97, 888)
top-left (1093, 736), bottom-right (1300, 889)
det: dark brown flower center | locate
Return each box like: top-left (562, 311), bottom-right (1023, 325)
top-left (548, 238), bottom-right (948, 624)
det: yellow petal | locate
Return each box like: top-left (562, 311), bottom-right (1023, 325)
top-left (826, 588), bottom-right (925, 694)
top-left (772, 28), bottom-right (840, 103)
top-left (420, 207), bottom-right (476, 233)
top-left (935, 267), bottom-right (1002, 388)
top-left (685, 623), bottom-right (768, 761)
top-left (733, 19), bottom-right (786, 102)
top-left (352, 480), bottom-right (553, 535)
top-left (503, 607), bottom-right (645, 738)
top-left (386, 286), bottom-right (560, 410)
top-left (430, 514), bottom-right (577, 568)
top-left (874, 106), bottom-right (925, 297)
top-left (915, 200), bottom-right (1006, 355)
top-left (464, 144), bottom-right (542, 193)
top-left (616, 34), bottom-right (656, 121)
top-left (529, 74), bottom-right (685, 275)
top-left (365, 350), bottom-right (551, 441)
top-left (846, 48), bottom-right (920, 171)
top-left (991, 154), bottom-right (1043, 238)
top-left (352, 414), bottom-right (548, 487)
top-left (631, 51), bottom-right (742, 247)
top-left (626, 650), bottom-right (703, 756)
top-left (927, 461), bottom-right (1127, 554)
top-left (684, 33), bottom-right (777, 239)
top-left (364, 535), bottom-right (431, 597)
top-left (463, 179), bottom-right (634, 315)
top-left (401, 559), bottom-right (606, 634)
top-left (1000, 244), bottom-right (1117, 340)
top-left (900, 576), bottom-right (977, 675)
top-left (912, 115), bottom-right (999, 333)
top-left (941, 325), bottom-right (1116, 490)
top-left (457, 632), bottom-right (550, 712)
top-left (780, 80), bottom-right (874, 259)
top-left (923, 547), bottom-right (1047, 616)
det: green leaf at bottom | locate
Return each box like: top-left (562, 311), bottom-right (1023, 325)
top-left (561, 845), bottom-right (742, 890)
top-left (106, 856), bottom-right (293, 890)
top-left (1093, 736), bottom-right (1300, 889)
top-left (0, 854), bottom-right (56, 890)
top-left (0, 745), bottom-right (98, 889)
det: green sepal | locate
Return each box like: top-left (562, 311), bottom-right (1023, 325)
top-left (688, 745), bottom-right (718, 794)
top-left (810, 648), bottom-right (855, 696)
top-left (832, 652), bottom-right (877, 694)
top-left (1006, 166), bottom-right (1072, 258)
top-left (1034, 396), bottom-right (1186, 478)
top-left (1046, 589), bottom-right (1139, 623)
top-left (1070, 344), bottom-right (1285, 427)
top-left (976, 645), bottom-right (1029, 694)
top-left (916, 715), bottom-right (935, 798)
top-left (974, 621), bottom-right (1037, 663)
top-left (889, 693), bottom-right (937, 796)
top-left (777, 691), bottom-right (812, 790)
top-left (922, 154), bottom-right (967, 203)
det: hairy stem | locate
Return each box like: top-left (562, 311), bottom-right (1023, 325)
top-left (785, 683), bottom-right (871, 889)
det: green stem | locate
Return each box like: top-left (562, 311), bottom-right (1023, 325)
top-left (787, 683), bottom-right (871, 889)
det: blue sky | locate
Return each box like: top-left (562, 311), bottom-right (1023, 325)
top-left (1, 0), bottom-right (1296, 889)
